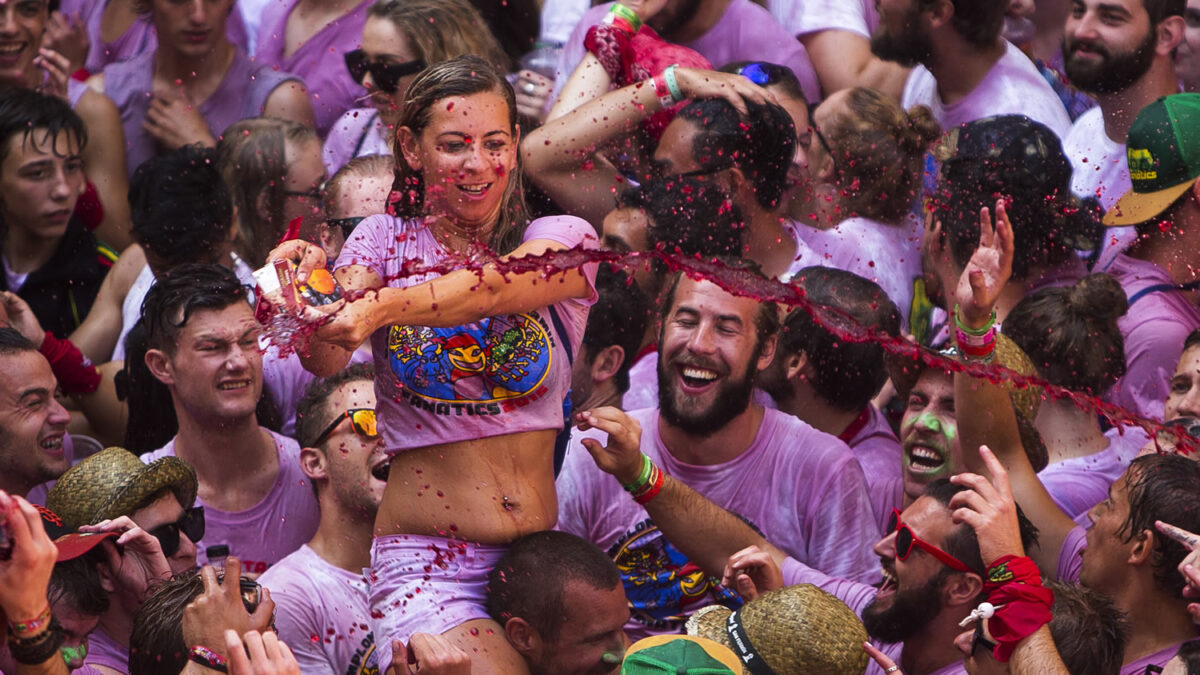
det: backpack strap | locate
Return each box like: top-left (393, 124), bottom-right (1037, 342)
top-left (1127, 279), bottom-right (1200, 306)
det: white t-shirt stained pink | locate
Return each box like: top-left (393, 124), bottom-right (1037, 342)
top-left (901, 41), bottom-right (1072, 138)
top-left (1064, 107), bottom-right (1138, 269)
top-left (770, 0), bottom-right (877, 39)
top-left (556, 407), bottom-right (881, 638)
top-left (259, 545), bottom-right (377, 675)
top-left (143, 429), bottom-right (320, 573)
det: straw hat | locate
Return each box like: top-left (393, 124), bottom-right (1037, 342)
top-left (685, 585), bottom-right (869, 675)
top-left (887, 334), bottom-right (1049, 471)
top-left (47, 447), bottom-right (198, 530)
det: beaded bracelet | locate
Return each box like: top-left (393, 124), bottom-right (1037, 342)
top-left (190, 646), bottom-right (229, 673)
top-left (8, 603), bottom-right (51, 638)
top-left (663, 65), bottom-right (684, 103)
top-left (8, 625), bottom-right (63, 665)
top-left (606, 3), bottom-right (643, 33)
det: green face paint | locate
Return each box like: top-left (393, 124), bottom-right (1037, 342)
top-left (61, 643), bottom-right (88, 666)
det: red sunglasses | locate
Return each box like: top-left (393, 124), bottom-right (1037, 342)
top-left (888, 508), bottom-right (973, 573)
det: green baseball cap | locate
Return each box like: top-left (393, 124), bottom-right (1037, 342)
top-left (1105, 94), bottom-right (1200, 226)
top-left (620, 636), bottom-right (742, 674)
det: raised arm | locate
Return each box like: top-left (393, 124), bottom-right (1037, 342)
top-left (69, 244), bottom-right (146, 363)
top-left (573, 407), bottom-right (782, 577)
top-left (75, 89), bottom-right (132, 251)
top-left (950, 202), bottom-right (1075, 576)
top-left (524, 66), bottom-right (771, 228)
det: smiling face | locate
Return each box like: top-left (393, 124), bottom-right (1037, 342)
top-left (399, 90), bottom-right (518, 234)
top-left (656, 276), bottom-right (775, 436)
top-left (863, 496), bottom-right (959, 643)
top-left (132, 491), bottom-right (198, 575)
top-left (0, 0), bottom-right (46, 85)
top-left (1164, 343), bottom-right (1200, 421)
top-left (360, 16), bottom-right (423, 125)
top-left (0, 128), bottom-right (84, 241)
top-left (316, 379), bottom-right (387, 517)
top-left (152, 303), bottom-right (263, 425)
top-left (0, 350), bottom-right (69, 495)
top-left (150, 0), bottom-right (235, 59)
top-left (1063, 0), bottom-right (1159, 94)
top-left (899, 370), bottom-right (964, 502)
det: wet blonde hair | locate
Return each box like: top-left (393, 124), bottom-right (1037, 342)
top-left (824, 88), bottom-right (940, 223)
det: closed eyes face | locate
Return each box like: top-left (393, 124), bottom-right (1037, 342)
top-left (1164, 345), bottom-right (1200, 421)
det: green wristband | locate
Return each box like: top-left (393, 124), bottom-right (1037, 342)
top-left (608, 3), bottom-right (643, 32)
top-left (663, 64), bottom-right (683, 103)
top-left (622, 453), bottom-right (653, 492)
top-left (953, 304), bottom-right (996, 336)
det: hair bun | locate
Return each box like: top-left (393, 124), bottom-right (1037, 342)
top-left (903, 105), bottom-right (942, 151)
top-left (1068, 273), bottom-right (1128, 323)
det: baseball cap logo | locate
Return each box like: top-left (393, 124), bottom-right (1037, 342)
top-left (1129, 148), bottom-right (1157, 181)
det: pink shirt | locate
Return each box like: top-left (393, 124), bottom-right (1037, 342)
top-left (258, 545), bottom-right (377, 675)
top-left (901, 41), bottom-right (1071, 138)
top-left (553, 0), bottom-right (821, 105)
top-left (845, 404), bottom-right (904, 498)
top-left (780, 556), bottom-right (967, 675)
top-left (622, 349), bottom-right (658, 412)
top-left (322, 108), bottom-right (391, 175)
top-left (84, 629), bottom-right (127, 674)
top-left (143, 429), bottom-right (320, 573)
top-left (796, 215), bottom-right (922, 330)
top-left (1102, 254), bottom-right (1200, 420)
top-left (335, 215), bottom-right (599, 455)
top-left (254, 0), bottom-right (372, 136)
top-left (557, 407), bottom-right (881, 637)
top-left (770, 0), bottom-right (877, 39)
top-left (1037, 426), bottom-right (1144, 520)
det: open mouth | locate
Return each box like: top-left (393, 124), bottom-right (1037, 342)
top-left (39, 434), bottom-right (64, 455)
top-left (877, 565), bottom-right (899, 597)
top-left (904, 442), bottom-right (946, 475)
top-left (457, 183), bottom-right (492, 197)
top-left (0, 43), bottom-right (26, 59)
top-left (217, 380), bottom-right (251, 391)
top-left (370, 459), bottom-right (391, 482)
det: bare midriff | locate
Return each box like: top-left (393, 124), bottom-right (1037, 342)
top-left (374, 429), bottom-right (559, 544)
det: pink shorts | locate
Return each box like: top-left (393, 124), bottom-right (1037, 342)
top-left (367, 534), bottom-right (507, 668)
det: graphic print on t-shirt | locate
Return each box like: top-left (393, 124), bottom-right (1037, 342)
top-left (608, 518), bottom-right (743, 630)
top-left (388, 313), bottom-right (553, 405)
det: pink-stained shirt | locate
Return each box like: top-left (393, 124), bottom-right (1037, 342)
top-left (143, 429), bottom-right (320, 573)
top-left (258, 545), bottom-right (377, 675)
top-left (901, 41), bottom-right (1072, 138)
top-left (795, 216), bottom-right (923, 330)
top-left (1037, 426), bottom-right (1146, 520)
top-left (557, 407), bottom-right (881, 638)
top-left (1064, 107), bottom-right (1138, 269)
top-left (335, 215), bottom-right (599, 455)
top-left (323, 108), bottom-right (391, 175)
top-left (254, 0), bottom-right (372, 136)
top-left (553, 0), bottom-right (821, 106)
top-left (1102, 254), bottom-right (1200, 420)
top-left (845, 405), bottom-right (904, 501)
top-left (769, 0), bottom-right (877, 38)
top-left (622, 349), bottom-right (658, 412)
top-left (1057, 526), bottom-right (1198, 674)
top-left (780, 556), bottom-right (967, 675)
top-left (103, 49), bottom-right (302, 177)
top-left (84, 628), bottom-right (127, 674)
top-left (60, 0), bottom-right (248, 75)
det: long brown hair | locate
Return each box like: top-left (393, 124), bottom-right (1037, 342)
top-left (366, 0), bottom-right (510, 71)
top-left (390, 55), bottom-right (529, 254)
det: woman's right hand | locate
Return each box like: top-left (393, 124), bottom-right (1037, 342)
top-left (671, 68), bottom-right (774, 115)
top-left (266, 240), bottom-right (327, 285)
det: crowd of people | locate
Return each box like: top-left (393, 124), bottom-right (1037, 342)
top-left (1, 0), bottom-right (1200, 673)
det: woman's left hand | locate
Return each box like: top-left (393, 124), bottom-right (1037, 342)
top-left (315, 295), bottom-right (382, 351)
top-left (954, 199), bottom-right (1014, 329)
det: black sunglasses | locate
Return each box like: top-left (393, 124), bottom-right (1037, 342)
top-left (344, 49), bottom-right (425, 95)
top-left (148, 506), bottom-right (205, 558)
top-left (328, 216), bottom-right (367, 239)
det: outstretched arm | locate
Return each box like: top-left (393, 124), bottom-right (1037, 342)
top-left (950, 202), bottom-right (1075, 577)
top-left (800, 29), bottom-right (910, 100)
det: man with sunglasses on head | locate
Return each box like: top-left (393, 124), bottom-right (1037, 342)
top-left (43, 447), bottom-right (199, 675)
top-left (139, 264), bottom-right (320, 576)
top-left (259, 364), bottom-right (384, 675)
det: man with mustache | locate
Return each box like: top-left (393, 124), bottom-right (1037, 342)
top-left (871, 0), bottom-right (1071, 136)
top-left (557, 272), bottom-right (879, 638)
top-left (1062, 0), bottom-right (1185, 268)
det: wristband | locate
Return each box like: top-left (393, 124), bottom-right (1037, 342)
top-left (958, 556), bottom-right (1053, 663)
top-left (7, 625), bottom-right (63, 665)
top-left (8, 604), bottom-right (51, 638)
top-left (39, 332), bottom-right (101, 395)
top-left (953, 304), bottom-right (996, 336)
top-left (632, 463), bottom-right (664, 505)
top-left (663, 65), bottom-right (683, 103)
top-left (189, 646), bottom-right (229, 673)
top-left (649, 75), bottom-right (674, 110)
top-left (606, 3), bottom-right (643, 33)
top-left (621, 453), bottom-right (654, 492)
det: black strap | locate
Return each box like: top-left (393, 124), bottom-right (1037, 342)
top-left (725, 610), bottom-right (777, 675)
top-left (1127, 279), bottom-right (1200, 306)
top-left (352, 112), bottom-right (381, 158)
top-left (545, 305), bottom-right (574, 477)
